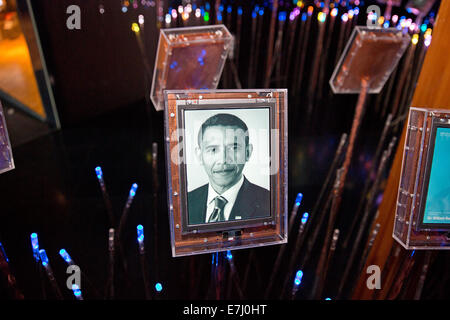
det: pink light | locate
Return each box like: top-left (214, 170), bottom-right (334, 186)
top-left (392, 15), bottom-right (398, 23)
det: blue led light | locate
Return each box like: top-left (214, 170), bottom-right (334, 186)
top-left (421, 24), bottom-right (427, 32)
top-left (411, 250), bottom-right (415, 257)
top-left (122, 6), bottom-right (128, 13)
top-left (219, 4), bottom-right (224, 12)
top-left (155, 283), bottom-right (163, 292)
top-left (59, 249), bottom-right (73, 264)
top-left (383, 22), bottom-right (389, 28)
top-left (354, 7), bottom-right (359, 15)
top-left (137, 224), bottom-right (144, 242)
top-left (217, 13), bottom-right (222, 21)
top-left (39, 249), bottom-right (49, 267)
top-left (238, 7), bottom-right (243, 15)
top-left (0, 243), bottom-right (8, 263)
top-left (294, 270), bottom-right (303, 286)
top-left (325, 297), bottom-right (331, 300)
top-left (205, 2), bottom-right (210, 10)
top-left (252, 11), bottom-right (257, 19)
top-left (95, 166), bottom-right (103, 180)
top-left (30, 233), bottom-right (39, 260)
top-left (278, 11), bottom-right (287, 21)
top-left (198, 57), bottom-right (205, 66)
top-left (226, 250), bottom-right (233, 261)
top-left (301, 212), bottom-right (309, 225)
top-left (129, 183), bottom-right (138, 197)
top-left (72, 284), bottom-right (82, 297)
top-left (259, 8), bottom-right (264, 16)
top-left (227, 6), bottom-right (232, 14)
top-left (295, 193), bottom-right (303, 207)
top-left (301, 13), bottom-right (307, 21)
top-left (170, 61), bottom-right (178, 69)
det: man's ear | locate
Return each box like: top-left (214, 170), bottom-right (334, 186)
top-left (246, 143), bottom-right (253, 161)
top-left (195, 146), bottom-right (203, 164)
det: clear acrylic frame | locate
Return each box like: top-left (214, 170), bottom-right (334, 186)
top-left (394, 107), bottom-right (450, 250)
top-left (0, 101), bottom-right (14, 174)
top-left (150, 25), bottom-right (233, 111)
top-left (330, 26), bottom-right (410, 94)
top-left (164, 89), bottom-right (288, 257)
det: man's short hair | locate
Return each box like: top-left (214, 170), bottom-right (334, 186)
top-left (197, 113), bottom-right (249, 147)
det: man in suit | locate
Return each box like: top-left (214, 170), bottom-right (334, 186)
top-left (188, 113), bottom-right (270, 225)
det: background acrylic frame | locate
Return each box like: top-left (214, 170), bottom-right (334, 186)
top-left (330, 26), bottom-right (410, 94)
top-left (393, 107), bottom-right (450, 250)
top-left (164, 89), bottom-right (288, 257)
top-left (150, 25), bottom-right (233, 111)
top-left (0, 101), bottom-right (14, 174)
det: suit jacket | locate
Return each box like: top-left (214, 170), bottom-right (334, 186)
top-left (188, 177), bottom-right (270, 224)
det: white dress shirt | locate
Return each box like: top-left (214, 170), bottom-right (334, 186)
top-left (205, 175), bottom-right (245, 222)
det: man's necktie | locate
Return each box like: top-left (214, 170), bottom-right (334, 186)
top-left (208, 196), bottom-right (228, 223)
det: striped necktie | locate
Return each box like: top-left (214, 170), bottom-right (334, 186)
top-left (208, 196), bottom-right (228, 223)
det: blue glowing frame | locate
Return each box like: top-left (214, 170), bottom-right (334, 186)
top-left (164, 89), bottom-right (288, 257)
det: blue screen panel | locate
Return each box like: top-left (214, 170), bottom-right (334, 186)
top-left (423, 127), bottom-right (450, 225)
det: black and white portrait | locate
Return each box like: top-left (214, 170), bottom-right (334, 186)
top-left (183, 108), bottom-right (271, 225)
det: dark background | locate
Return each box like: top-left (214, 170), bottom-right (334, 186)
top-left (0, 0), bottom-right (448, 300)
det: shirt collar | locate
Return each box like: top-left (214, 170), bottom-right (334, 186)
top-left (207, 175), bottom-right (245, 206)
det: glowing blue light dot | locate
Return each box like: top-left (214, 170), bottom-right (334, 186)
top-left (129, 183), bottom-right (138, 197)
top-left (238, 7), bottom-right (243, 15)
top-left (294, 270), bottom-right (304, 286)
top-left (421, 24), bottom-right (427, 32)
top-left (122, 6), bottom-right (128, 13)
top-left (252, 11), bottom-right (257, 18)
top-left (155, 283), bottom-right (163, 292)
top-left (301, 13), bottom-right (307, 21)
top-left (59, 249), bottom-right (72, 263)
top-left (295, 193), bottom-right (303, 207)
top-left (170, 61), bottom-right (178, 69)
top-left (259, 9), bottom-right (264, 16)
top-left (137, 225), bottom-right (144, 242)
top-left (325, 297), bottom-right (331, 300)
top-left (95, 166), bottom-right (103, 179)
top-left (226, 250), bottom-right (233, 260)
top-left (301, 212), bottom-right (309, 224)
top-left (72, 285), bottom-right (82, 297)
top-left (227, 6), bottom-right (232, 14)
top-left (39, 249), bottom-right (49, 266)
top-left (278, 11), bottom-right (287, 21)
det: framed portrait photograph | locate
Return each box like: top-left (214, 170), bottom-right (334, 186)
top-left (164, 89), bottom-right (288, 257)
top-left (393, 107), bottom-right (450, 250)
top-left (417, 119), bottom-right (450, 231)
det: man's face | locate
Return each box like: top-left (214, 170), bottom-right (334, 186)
top-left (197, 125), bottom-right (252, 193)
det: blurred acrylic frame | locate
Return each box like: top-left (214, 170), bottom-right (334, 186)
top-left (0, 101), bottom-right (14, 174)
top-left (394, 107), bottom-right (450, 250)
top-left (150, 25), bottom-right (233, 111)
top-left (164, 89), bottom-right (288, 257)
top-left (330, 26), bottom-right (410, 94)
